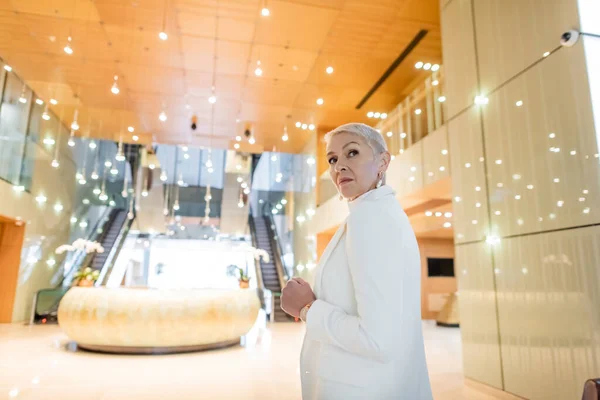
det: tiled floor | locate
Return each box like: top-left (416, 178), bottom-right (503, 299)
top-left (0, 314), bottom-right (512, 399)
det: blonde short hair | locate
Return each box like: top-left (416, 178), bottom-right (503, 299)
top-left (324, 123), bottom-right (388, 155)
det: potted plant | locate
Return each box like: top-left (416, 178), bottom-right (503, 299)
top-left (72, 268), bottom-right (101, 287)
top-left (55, 239), bottom-right (105, 287)
top-left (227, 265), bottom-right (250, 289)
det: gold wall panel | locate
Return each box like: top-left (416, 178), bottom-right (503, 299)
top-left (482, 44), bottom-right (599, 238)
top-left (422, 125), bottom-right (450, 186)
top-left (440, 0), bottom-right (479, 119)
top-left (493, 226), bottom-right (600, 399)
top-left (387, 141), bottom-right (424, 199)
top-left (473, 0), bottom-right (580, 93)
top-left (455, 241), bottom-right (503, 389)
top-left (448, 107), bottom-right (489, 243)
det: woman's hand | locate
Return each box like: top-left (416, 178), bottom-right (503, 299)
top-left (281, 278), bottom-right (316, 318)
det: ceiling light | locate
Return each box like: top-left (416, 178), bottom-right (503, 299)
top-left (249, 137), bottom-right (256, 145)
top-left (159, 111), bottom-right (167, 122)
top-left (316, 98), bottom-right (324, 105)
top-left (111, 75), bottom-right (119, 94)
top-left (261, 7), bottom-right (270, 16)
top-left (386, 131), bottom-right (393, 137)
top-left (295, 122), bottom-right (301, 128)
top-left (105, 161), bottom-right (112, 168)
top-left (3, 65), bottom-right (12, 72)
top-left (326, 66), bottom-right (334, 74)
top-left (515, 100), bottom-right (523, 107)
top-left (443, 222), bottom-right (451, 228)
top-left (432, 80), bottom-right (439, 86)
top-left (35, 194), bottom-right (47, 204)
top-left (236, 136), bottom-right (242, 141)
top-left (64, 36), bottom-right (73, 55)
top-left (306, 157), bottom-right (315, 165)
top-left (281, 199), bottom-right (287, 205)
top-left (438, 96), bottom-right (446, 102)
top-left (543, 51), bottom-right (550, 57)
top-left (380, 113), bottom-right (387, 119)
top-left (42, 112), bottom-right (50, 120)
top-left (400, 133), bottom-right (407, 139)
top-left (93, 187), bottom-right (101, 195)
top-left (141, 190), bottom-right (148, 197)
top-left (374, 112), bottom-right (381, 118)
top-left (51, 159), bottom-right (59, 168)
top-left (415, 109), bottom-right (422, 115)
top-left (128, 126), bottom-right (134, 133)
top-left (309, 124), bottom-right (315, 131)
top-left (415, 61), bottom-right (424, 69)
top-left (425, 211), bottom-right (433, 217)
top-left (423, 63), bottom-right (432, 70)
top-left (89, 141), bottom-right (97, 149)
top-left (431, 64), bottom-right (440, 72)
top-left (82, 198), bottom-right (90, 205)
top-left (255, 60), bottom-right (263, 76)
top-left (282, 133), bottom-right (289, 142)
top-left (234, 143), bottom-right (240, 149)
top-left (241, 182), bottom-right (248, 189)
top-left (36, 99), bottom-right (44, 105)
top-left (43, 137), bottom-right (55, 146)
top-left (159, 31), bottom-right (168, 40)
top-left (208, 95), bottom-right (217, 104)
top-left (367, 112), bottom-right (374, 118)
top-left (132, 135), bottom-right (139, 141)
top-left (50, 99), bottom-right (58, 105)
top-left (183, 153), bottom-right (190, 160)
top-left (302, 124), bottom-right (308, 130)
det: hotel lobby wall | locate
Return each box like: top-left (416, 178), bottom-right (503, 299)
top-left (442, 0), bottom-right (600, 397)
top-left (0, 144), bottom-right (77, 323)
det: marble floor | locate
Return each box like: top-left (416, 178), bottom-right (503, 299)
top-left (0, 315), bottom-right (516, 400)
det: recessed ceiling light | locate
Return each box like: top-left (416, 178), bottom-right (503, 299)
top-left (326, 66), bottom-right (334, 74)
top-left (261, 7), bottom-right (270, 16)
top-left (415, 61), bottom-right (424, 69)
top-left (431, 64), bottom-right (440, 71)
top-left (159, 31), bottom-right (168, 40)
top-left (128, 126), bottom-right (134, 133)
top-left (423, 63), bottom-right (432, 70)
top-left (316, 98), bottom-right (324, 105)
top-left (367, 112), bottom-right (374, 118)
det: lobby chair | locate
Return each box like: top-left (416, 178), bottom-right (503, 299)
top-left (583, 379), bottom-right (600, 400)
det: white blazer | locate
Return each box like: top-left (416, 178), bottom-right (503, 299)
top-left (300, 185), bottom-right (432, 400)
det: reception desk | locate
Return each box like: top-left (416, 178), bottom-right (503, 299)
top-left (58, 287), bottom-right (261, 354)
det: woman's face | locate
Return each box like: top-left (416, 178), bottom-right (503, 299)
top-left (326, 132), bottom-right (388, 200)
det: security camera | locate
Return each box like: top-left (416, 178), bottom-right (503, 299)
top-left (560, 30), bottom-right (579, 47)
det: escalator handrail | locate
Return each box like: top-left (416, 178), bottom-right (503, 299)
top-left (262, 202), bottom-right (288, 291)
top-left (248, 210), bottom-right (266, 291)
top-left (96, 212), bottom-right (133, 287)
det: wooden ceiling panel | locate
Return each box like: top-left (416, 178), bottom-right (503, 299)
top-left (248, 44), bottom-right (317, 82)
top-left (0, 0), bottom-right (442, 151)
top-left (216, 40), bottom-right (251, 75)
top-left (120, 64), bottom-right (186, 95)
top-left (181, 35), bottom-right (214, 71)
top-left (217, 17), bottom-right (255, 43)
top-left (177, 13), bottom-right (217, 37)
top-left (11, 0), bottom-right (100, 21)
top-left (254, 0), bottom-right (338, 51)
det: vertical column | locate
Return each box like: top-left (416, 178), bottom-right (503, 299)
top-left (425, 77), bottom-right (434, 134)
top-left (432, 70), bottom-right (443, 129)
top-left (404, 97), bottom-right (412, 147)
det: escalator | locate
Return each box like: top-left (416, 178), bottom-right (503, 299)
top-left (249, 207), bottom-right (296, 322)
top-left (31, 208), bottom-right (133, 324)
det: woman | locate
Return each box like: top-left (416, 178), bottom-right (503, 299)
top-left (281, 123), bottom-right (432, 399)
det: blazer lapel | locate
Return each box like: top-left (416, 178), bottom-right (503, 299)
top-left (314, 219), bottom-right (347, 296)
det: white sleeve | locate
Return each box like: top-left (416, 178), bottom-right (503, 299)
top-left (305, 208), bottom-right (406, 363)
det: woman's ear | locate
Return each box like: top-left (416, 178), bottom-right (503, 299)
top-left (379, 151), bottom-right (391, 171)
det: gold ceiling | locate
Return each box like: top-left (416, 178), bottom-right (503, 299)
top-left (0, 0), bottom-right (441, 153)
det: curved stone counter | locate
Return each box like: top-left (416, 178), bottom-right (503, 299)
top-left (57, 287), bottom-right (260, 354)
